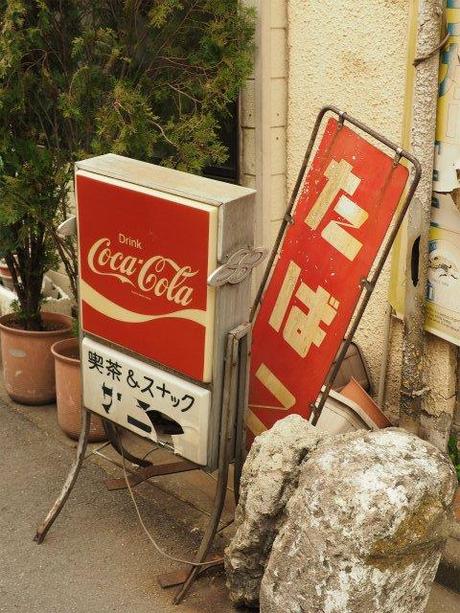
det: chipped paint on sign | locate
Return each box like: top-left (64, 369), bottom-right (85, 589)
top-left (248, 118), bottom-right (409, 437)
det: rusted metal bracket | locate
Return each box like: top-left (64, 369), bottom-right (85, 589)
top-left (104, 459), bottom-right (198, 491)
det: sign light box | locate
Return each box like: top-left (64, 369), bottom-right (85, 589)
top-left (76, 154), bottom-right (255, 468)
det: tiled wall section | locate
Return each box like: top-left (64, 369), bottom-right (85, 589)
top-left (240, 1), bottom-right (289, 252)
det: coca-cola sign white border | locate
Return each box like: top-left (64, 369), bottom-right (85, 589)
top-left (76, 170), bottom-right (217, 383)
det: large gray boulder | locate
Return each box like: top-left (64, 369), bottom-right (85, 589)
top-left (260, 428), bottom-right (457, 613)
top-left (225, 415), bottom-right (328, 608)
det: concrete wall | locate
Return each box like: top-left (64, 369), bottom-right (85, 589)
top-left (286, 0), bottom-right (411, 420)
top-left (241, 0), bottom-right (458, 446)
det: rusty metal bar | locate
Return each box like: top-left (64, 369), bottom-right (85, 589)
top-left (34, 408), bottom-right (92, 544)
top-left (104, 460), bottom-right (198, 491)
top-left (233, 328), bottom-right (251, 503)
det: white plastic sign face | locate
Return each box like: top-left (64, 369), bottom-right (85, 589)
top-left (82, 337), bottom-right (211, 465)
top-left (76, 171), bottom-right (218, 383)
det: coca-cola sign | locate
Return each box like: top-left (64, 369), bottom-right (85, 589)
top-left (76, 172), bottom-right (217, 382)
top-left (87, 237), bottom-right (197, 306)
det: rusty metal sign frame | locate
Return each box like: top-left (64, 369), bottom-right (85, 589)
top-left (34, 321), bottom-right (251, 606)
top-left (250, 105), bottom-right (422, 425)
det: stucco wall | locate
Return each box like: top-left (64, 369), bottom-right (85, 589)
top-left (286, 0), bottom-right (410, 415)
top-left (284, 0), bottom-right (457, 439)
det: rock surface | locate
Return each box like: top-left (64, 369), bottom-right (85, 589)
top-left (225, 415), bottom-right (328, 608)
top-left (260, 428), bottom-right (457, 613)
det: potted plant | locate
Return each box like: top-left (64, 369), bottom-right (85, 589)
top-left (0, 151), bottom-right (73, 403)
top-left (0, 2), bottom-right (78, 404)
top-left (0, 0), bottom-right (254, 411)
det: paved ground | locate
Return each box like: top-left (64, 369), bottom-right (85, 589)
top-left (0, 401), bottom-right (236, 613)
top-left (0, 396), bottom-right (458, 612)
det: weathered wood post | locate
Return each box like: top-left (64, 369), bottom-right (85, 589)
top-left (399, 0), bottom-right (444, 434)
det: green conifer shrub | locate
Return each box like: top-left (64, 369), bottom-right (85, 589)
top-left (0, 0), bottom-right (255, 329)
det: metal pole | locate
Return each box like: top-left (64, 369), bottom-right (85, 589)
top-left (34, 408), bottom-right (92, 543)
top-left (173, 325), bottom-right (248, 605)
top-left (400, 0), bottom-right (443, 433)
top-left (233, 328), bottom-right (251, 502)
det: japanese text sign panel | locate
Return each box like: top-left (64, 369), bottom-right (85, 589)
top-left (76, 172), bottom-right (217, 383)
top-left (248, 117), bottom-right (409, 437)
top-left (82, 337), bottom-right (211, 465)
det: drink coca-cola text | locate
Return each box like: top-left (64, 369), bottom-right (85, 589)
top-left (87, 237), bottom-right (198, 306)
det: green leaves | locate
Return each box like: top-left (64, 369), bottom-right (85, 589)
top-left (448, 435), bottom-right (460, 483)
top-left (148, 0), bottom-right (184, 28)
top-left (0, 0), bottom-right (255, 324)
top-left (93, 81), bottom-right (160, 159)
top-left (1, 0), bottom-right (254, 171)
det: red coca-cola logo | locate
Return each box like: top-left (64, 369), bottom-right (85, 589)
top-left (87, 236), bottom-right (198, 307)
top-left (77, 172), bottom-right (212, 381)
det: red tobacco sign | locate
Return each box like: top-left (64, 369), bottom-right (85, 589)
top-left (76, 172), bottom-right (217, 383)
top-left (248, 117), bottom-right (409, 437)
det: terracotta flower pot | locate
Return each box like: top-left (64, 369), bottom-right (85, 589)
top-left (0, 312), bottom-right (72, 405)
top-left (51, 337), bottom-right (106, 442)
top-left (340, 377), bottom-right (392, 429)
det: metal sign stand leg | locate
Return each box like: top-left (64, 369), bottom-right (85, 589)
top-left (233, 328), bottom-right (251, 504)
top-left (34, 408), bottom-right (92, 543)
top-left (161, 323), bottom-right (250, 604)
top-left (33, 322), bottom-right (251, 606)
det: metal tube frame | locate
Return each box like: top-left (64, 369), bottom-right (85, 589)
top-left (34, 408), bottom-right (92, 543)
top-left (33, 322), bottom-right (251, 608)
top-left (233, 328), bottom-right (251, 503)
top-left (172, 322), bottom-right (251, 604)
top-left (250, 105), bottom-right (421, 425)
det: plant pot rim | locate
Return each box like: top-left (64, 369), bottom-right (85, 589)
top-left (52, 336), bottom-right (80, 365)
top-left (0, 311), bottom-right (72, 338)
